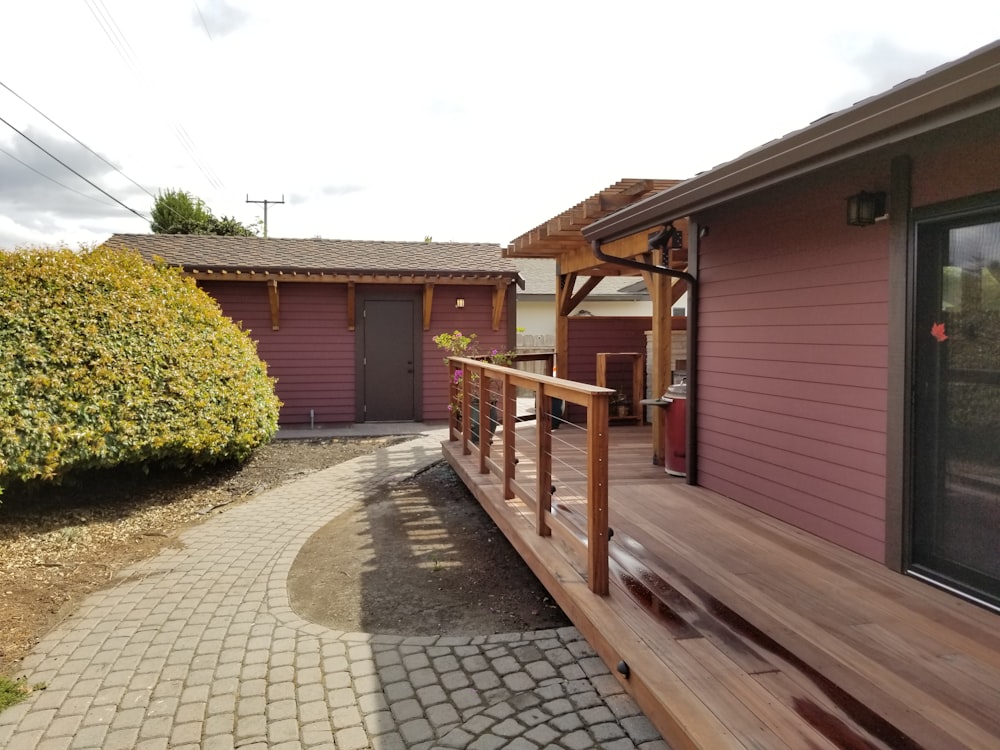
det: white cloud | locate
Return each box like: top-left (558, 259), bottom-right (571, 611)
top-left (0, 0), bottom-right (996, 249)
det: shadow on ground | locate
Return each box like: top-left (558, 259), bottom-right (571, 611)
top-left (287, 462), bottom-right (569, 636)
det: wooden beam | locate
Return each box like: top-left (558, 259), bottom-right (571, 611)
top-left (602, 231), bottom-right (650, 259)
top-left (567, 276), bottom-right (603, 314)
top-left (267, 279), bottom-right (280, 330)
top-left (347, 281), bottom-right (356, 331)
top-left (557, 272), bottom-right (578, 317)
top-left (558, 244), bottom-right (606, 274)
top-left (423, 283), bottom-right (434, 331)
top-left (491, 283), bottom-right (505, 331)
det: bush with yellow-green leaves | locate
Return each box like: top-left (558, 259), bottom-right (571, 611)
top-left (0, 246), bottom-right (281, 492)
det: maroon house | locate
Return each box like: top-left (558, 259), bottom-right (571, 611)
top-left (582, 41), bottom-right (1000, 611)
top-left (106, 234), bottom-right (520, 426)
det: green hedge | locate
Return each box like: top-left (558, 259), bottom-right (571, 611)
top-left (0, 246), bottom-right (281, 489)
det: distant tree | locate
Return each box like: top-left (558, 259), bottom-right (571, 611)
top-left (150, 190), bottom-right (212, 234)
top-left (206, 215), bottom-right (257, 237)
top-left (151, 190), bottom-right (258, 236)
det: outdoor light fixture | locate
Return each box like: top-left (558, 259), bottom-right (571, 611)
top-left (846, 191), bottom-right (887, 226)
top-left (455, 297), bottom-right (465, 309)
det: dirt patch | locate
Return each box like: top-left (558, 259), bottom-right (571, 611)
top-left (289, 461), bottom-right (568, 636)
top-left (0, 436), bottom-right (567, 677)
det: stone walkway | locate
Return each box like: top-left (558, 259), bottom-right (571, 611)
top-left (0, 431), bottom-right (669, 749)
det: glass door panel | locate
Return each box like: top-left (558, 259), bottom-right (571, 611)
top-left (911, 213), bottom-right (1000, 609)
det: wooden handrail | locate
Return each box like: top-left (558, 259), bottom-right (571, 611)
top-left (446, 355), bottom-right (613, 594)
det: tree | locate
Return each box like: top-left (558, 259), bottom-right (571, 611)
top-left (0, 246), bottom-right (280, 490)
top-left (150, 190), bottom-right (257, 236)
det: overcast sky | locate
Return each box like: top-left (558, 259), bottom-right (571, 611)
top-left (1, 1), bottom-right (996, 250)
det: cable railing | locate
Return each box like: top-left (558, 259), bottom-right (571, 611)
top-left (445, 355), bottom-right (614, 594)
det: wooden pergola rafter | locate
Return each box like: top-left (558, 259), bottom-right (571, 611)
top-left (506, 177), bottom-right (690, 465)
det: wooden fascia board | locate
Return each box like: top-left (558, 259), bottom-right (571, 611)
top-left (267, 279), bottom-right (280, 330)
top-left (186, 269), bottom-right (515, 285)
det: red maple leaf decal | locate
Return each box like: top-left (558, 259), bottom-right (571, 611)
top-left (931, 322), bottom-right (948, 342)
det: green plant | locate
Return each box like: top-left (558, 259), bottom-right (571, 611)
top-left (433, 330), bottom-right (515, 411)
top-left (0, 676), bottom-right (44, 712)
top-left (0, 246), bottom-right (281, 492)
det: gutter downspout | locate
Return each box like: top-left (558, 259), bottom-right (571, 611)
top-left (592, 235), bottom-right (698, 485)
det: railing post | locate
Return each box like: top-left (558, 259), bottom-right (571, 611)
top-left (461, 362), bottom-right (472, 454)
top-left (478, 365), bottom-right (491, 474)
top-left (502, 372), bottom-right (516, 499)
top-left (448, 359), bottom-right (460, 441)
top-left (587, 392), bottom-right (610, 595)
top-left (535, 383), bottom-right (552, 537)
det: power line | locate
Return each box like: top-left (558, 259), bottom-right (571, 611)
top-left (0, 79), bottom-right (156, 201)
top-left (193, 0), bottom-right (214, 41)
top-left (0, 114), bottom-right (150, 222)
top-left (0, 146), bottom-right (119, 208)
top-left (81, 0), bottom-right (226, 191)
top-left (0, 79), bottom-right (210, 228)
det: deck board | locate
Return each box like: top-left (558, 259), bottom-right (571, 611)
top-left (442, 425), bottom-right (1000, 750)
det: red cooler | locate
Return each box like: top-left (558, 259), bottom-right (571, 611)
top-left (660, 382), bottom-right (687, 476)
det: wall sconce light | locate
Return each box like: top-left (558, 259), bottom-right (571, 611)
top-left (455, 297), bottom-right (465, 309)
top-left (846, 191), bottom-right (887, 226)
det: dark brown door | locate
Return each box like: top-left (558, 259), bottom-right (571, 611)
top-left (360, 298), bottom-right (417, 421)
top-left (910, 203), bottom-right (1000, 611)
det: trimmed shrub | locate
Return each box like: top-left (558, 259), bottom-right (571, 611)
top-left (0, 246), bottom-right (281, 489)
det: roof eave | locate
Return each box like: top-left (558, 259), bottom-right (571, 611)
top-left (584, 40), bottom-right (1000, 243)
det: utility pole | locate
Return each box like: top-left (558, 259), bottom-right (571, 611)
top-left (246, 194), bottom-right (284, 238)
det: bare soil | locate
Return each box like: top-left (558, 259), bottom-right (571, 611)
top-left (0, 437), bottom-right (567, 678)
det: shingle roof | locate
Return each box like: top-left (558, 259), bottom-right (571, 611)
top-left (104, 234), bottom-right (519, 277)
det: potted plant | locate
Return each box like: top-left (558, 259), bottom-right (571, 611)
top-left (612, 391), bottom-right (630, 418)
top-left (433, 330), bottom-right (515, 443)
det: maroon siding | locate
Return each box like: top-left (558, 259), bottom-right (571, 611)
top-left (696, 168), bottom-right (890, 561)
top-left (421, 285), bottom-right (511, 421)
top-left (691, 114), bottom-right (1000, 561)
top-left (200, 281), bottom-right (353, 425)
top-left (564, 317), bottom-right (651, 422)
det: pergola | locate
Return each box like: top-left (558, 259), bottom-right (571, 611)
top-left (505, 178), bottom-right (690, 462)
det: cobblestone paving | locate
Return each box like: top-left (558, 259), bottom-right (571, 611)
top-left (0, 432), bottom-right (669, 749)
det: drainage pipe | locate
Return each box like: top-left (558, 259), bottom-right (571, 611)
top-left (592, 235), bottom-right (698, 485)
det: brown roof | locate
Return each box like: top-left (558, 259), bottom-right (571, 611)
top-left (104, 234), bottom-right (519, 277)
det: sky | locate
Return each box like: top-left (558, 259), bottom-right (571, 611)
top-left (0, 1), bottom-right (997, 250)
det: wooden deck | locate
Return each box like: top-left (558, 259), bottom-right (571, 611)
top-left (442, 423), bottom-right (1000, 750)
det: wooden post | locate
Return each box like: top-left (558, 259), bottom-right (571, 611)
top-left (478, 364), bottom-right (490, 475)
top-left (502, 371), bottom-right (516, 499)
top-left (448, 360), bottom-right (460, 441)
top-left (535, 383), bottom-right (552, 537)
top-left (651, 273), bottom-right (673, 464)
top-left (587, 392), bottom-right (610, 595)
top-left (461, 361), bottom-right (472, 455)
